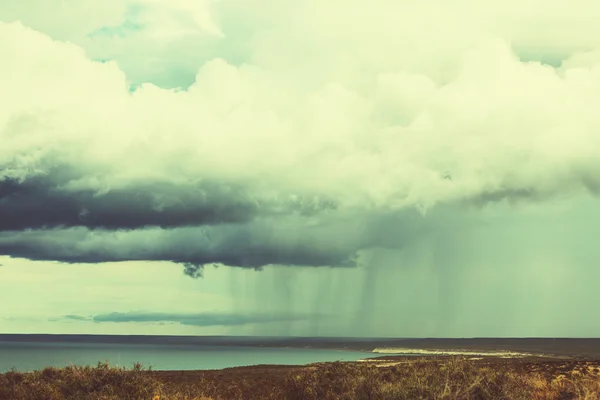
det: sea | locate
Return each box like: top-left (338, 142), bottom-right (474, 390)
top-left (0, 336), bottom-right (382, 373)
top-left (4, 336), bottom-right (595, 372)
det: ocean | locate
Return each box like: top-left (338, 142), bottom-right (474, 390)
top-left (0, 340), bottom-right (374, 372)
top-left (3, 335), bottom-right (599, 373)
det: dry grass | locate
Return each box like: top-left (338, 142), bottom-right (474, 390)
top-left (0, 362), bottom-right (165, 400)
top-left (282, 358), bottom-right (600, 400)
top-left (2, 357), bottom-right (600, 399)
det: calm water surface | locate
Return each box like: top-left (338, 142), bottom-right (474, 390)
top-left (0, 341), bottom-right (375, 372)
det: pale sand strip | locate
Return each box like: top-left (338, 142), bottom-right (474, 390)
top-left (371, 348), bottom-right (534, 358)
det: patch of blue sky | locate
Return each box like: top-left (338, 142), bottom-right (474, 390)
top-left (86, 4), bottom-right (145, 38)
top-left (87, 20), bottom-right (144, 38)
top-left (128, 83), bottom-right (141, 93)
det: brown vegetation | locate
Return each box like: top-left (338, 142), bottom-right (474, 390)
top-left (0, 362), bottom-right (161, 400)
top-left (2, 357), bottom-right (600, 400)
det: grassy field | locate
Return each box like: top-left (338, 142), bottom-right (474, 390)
top-left (2, 357), bottom-right (600, 399)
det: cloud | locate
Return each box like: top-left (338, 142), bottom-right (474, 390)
top-left (3, 1), bottom-right (600, 272)
top-left (62, 314), bottom-right (90, 321)
top-left (3, 22), bottom-right (600, 212)
top-left (63, 311), bottom-right (312, 326)
top-left (0, 208), bottom-right (446, 270)
top-left (0, 172), bottom-right (258, 230)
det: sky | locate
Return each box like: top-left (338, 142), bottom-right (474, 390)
top-left (1, 0), bottom-right (600, 337)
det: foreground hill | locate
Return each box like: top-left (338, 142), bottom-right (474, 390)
top-left (2, 356), bottom-right (600, 399)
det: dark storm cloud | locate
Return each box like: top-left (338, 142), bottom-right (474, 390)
top-left (0, 173), bottom-right (252, 230)
top-left (0, 208), bottom-right (450, 270)
top-left (0, 223), bottom-right (361, 269)
top-left (462, 189), bottom-right (542, 210)
top-left (63, 312), bottom-right (312, 326)
top-left (0, 169), bottom-right (337, 231)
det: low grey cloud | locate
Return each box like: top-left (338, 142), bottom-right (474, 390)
top-left (0, 208), bottom-right (457, 272)
top-left (62, 314), bottom-right (90, 321)
top-left (0, 226), bottom-right (357, 270)
top-left (63, 311), bottom-right (313, 327)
